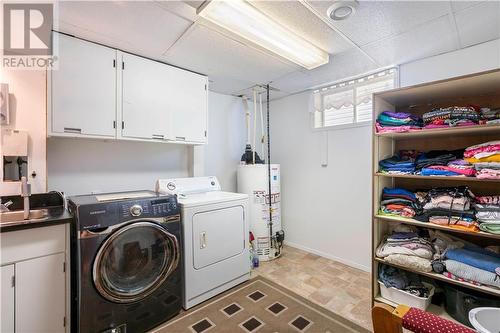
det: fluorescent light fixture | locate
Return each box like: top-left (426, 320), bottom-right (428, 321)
top-left (197, 0), bottom-right (329, 70)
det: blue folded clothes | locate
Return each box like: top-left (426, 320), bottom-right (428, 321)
top-left (445, 248), bottom-right (500, 273)
top-left (382, 187), bottom-right (416, 201)
top-left (464, 245), bottom-right (500, 259)
top-left (379, 155), bottom-right (416, 173)
top-left (420, 168), bottom-right (461, 176)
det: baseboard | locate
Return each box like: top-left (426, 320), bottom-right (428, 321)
top-left (284, 241), bottom-right (371, 273)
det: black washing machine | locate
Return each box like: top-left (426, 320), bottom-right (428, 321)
top-left (68, 191), bottom-right (182, 333)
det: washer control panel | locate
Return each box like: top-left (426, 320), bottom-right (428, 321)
top-left (120, 196), bottom-right (178, 219)
top-left (129, 204), bottom-right (143, 216)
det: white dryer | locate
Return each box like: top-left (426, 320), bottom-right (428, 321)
top-left (156, 176), bottom-right (250, 309)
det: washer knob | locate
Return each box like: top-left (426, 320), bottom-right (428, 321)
top-left (130, 204), bottom-right (143, 216)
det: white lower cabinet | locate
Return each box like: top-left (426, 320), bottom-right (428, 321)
top-left (1, 264), bottom-right (15, 333)
top-left (0, 224), bottom-right (68, 333)
top-left (16, 253), bottom-right (66, 333)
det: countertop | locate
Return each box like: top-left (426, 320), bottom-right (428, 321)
top-left (1, 192), bottom-right (73, 233)
top-left (0, 206), bottom-right (73, 233)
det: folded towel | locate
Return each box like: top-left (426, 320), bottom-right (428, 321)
top-left (444, 260), bottom-right (500, 288)
top-left (445, 248), bottom-right (500, 273)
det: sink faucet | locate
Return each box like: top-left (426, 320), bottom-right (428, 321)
top-left (20, 176), bottom-right (31, 220)
top-left (0, 200), bottom-right (13, 212)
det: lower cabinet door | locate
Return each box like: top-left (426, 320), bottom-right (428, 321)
top-left (16, 253), bottom-right (66, 333)
top-left (1, 264), bottom-right (15, 333)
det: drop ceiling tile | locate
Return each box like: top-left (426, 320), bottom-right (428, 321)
top-left (272, 48), bottom-right (378, 93)
top-left (454, 1), bottom-right (500, 47)
top-left (58, 1), bottom-right (192, 59)
top-left (361, 15), bottom-right (459, 67)
top-left (249, 0), bottom-right (353, 55)
top-left (306, 0), bottom-right (451, 46)
top-left (450, 1), bottom-right (483, 13)
top-left (162, 24), bottom-right (299, 87)
top-left (208, 76), bottom-right (255, 96)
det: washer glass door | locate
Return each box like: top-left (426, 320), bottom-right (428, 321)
top-left (93, 221), bottom-right (179, 303)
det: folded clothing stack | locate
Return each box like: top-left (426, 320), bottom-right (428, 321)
top-left (420, 159), bottom-right (476, 177)
top-left (414, 187), bottom-right (478, 232)
top-left (378, 264), bottom-right (431, 297)
top-left (444, 247), bottom-right (500, 289)
top-left (379, 187), bottom-right (421, 217)
top-left (378, 151), bottom-right (418, 175)
top-left (422, 106), bottom-right (479, 129)
top-left (375, 111), bottom-right (422, 133)
top-left (415, 149), bottom-right (464, 172)
top-left (479, 107), bottom-right (500, 125)
top-left (475, 195), bottom-right (500, 234)
top-left (376, 226), bottom-right (433, 273)
top-left (465, 141), bottom-right (500, 179)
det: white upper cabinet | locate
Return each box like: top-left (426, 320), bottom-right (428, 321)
top-left (121, 53), bottom-right (172, 141)
top-left (49, 34), bottom-right (208, 144)
top-left (50, 33), bottom-right (117, 138)
top-left (169, 68), bottom-right (208, 143)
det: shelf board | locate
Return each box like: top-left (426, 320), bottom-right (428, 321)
top-left (374, 214), bottom-right (500, 240)
top-left (374, 296), bottom-right (462, 326)
top-left (374, 257), bottom-right (500, 297)
top-left (375, 123), bottom-right (500, 139)
top-left (374, 172), bottom-right (500, 183)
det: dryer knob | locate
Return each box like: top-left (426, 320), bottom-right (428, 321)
top-left (130, 204), bottom-right (143, 217)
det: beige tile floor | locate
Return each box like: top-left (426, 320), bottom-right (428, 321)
top-left (253, 245), bottom-right (373, 331)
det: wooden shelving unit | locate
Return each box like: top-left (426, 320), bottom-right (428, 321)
top-left (371, 69), bottom-right (500, 323)
top-left (375, 214), bottom-right (500, 241)
top-left (374, 172), bottom-right (500, 183)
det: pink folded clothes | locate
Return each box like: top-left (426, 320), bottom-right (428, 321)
top-left (476, 168), bottom-right (500, 179)
top-left (476, 196), bottom-right (500, 204)
top-left (442, 272), bottom-right (482, 286)
top-left (426, 165), bottom-right (476, 176)
top-left (375, 122), bottom-right (421, 133)
top-left (464, 143), bottom-right (500, 158)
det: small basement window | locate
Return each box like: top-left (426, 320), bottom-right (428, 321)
top-left (312, 68), bottom-right (398, 129)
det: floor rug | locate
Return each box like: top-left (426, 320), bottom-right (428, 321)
top-left (152, 276), bottom-right (371, 333)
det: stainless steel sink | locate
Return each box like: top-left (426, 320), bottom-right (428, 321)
top-left (0, 209), bottom-right (48, 223)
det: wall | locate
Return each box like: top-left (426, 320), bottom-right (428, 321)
top-left (270, 39), bottom-right (500, 272)
top-left (202, 92), bottom-right (247, 192)
top-left (1, 69), bottom-right (47, 195)
top-left (400, 38), bottom-right (500, 87)
top-left (47, 91), bottom-right (246, 195)
top-left (270, 92), bottom-right (372, 271)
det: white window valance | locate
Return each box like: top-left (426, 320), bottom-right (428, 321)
top-left (312, 68), bottom-right (397, 129)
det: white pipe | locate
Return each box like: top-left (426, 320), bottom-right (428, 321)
top-left (252, 89), bottom-right (257, 164)
top-left (259, 92), bottom-right (265, 158)
top-left (242, 96), bottom-right (250, 145)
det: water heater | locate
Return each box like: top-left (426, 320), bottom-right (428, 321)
top-left (237, 164), bottom-right (282, 261)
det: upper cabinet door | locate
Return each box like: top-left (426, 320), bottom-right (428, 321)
top-left (51, 33), bottom-right (117, 137)
top-left (121, 53), bottom-right (172, 141)
top-left (169, 69), bottom-right (208, 143)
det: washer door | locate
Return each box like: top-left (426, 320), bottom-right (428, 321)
top-left (93, 221), bottom-right (180, 303)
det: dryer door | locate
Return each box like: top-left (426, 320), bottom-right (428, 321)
top-left (192, 205), bottom-right (245, 269)
top-left (93, 221), bottom-right (180, 303)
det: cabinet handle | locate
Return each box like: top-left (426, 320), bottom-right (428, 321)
top-left (113, 121), bottom-right (116, 129)
top-left (200, 232), bottom-right (207, 249)
top-left (152, 134), bottom-right (164, 139)
top-left (176, 136), bottom-right (186, 141)
top-left (64, 127), bottom-right (82, 133)
top-left (113, 59), bottom-right (116, 68)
